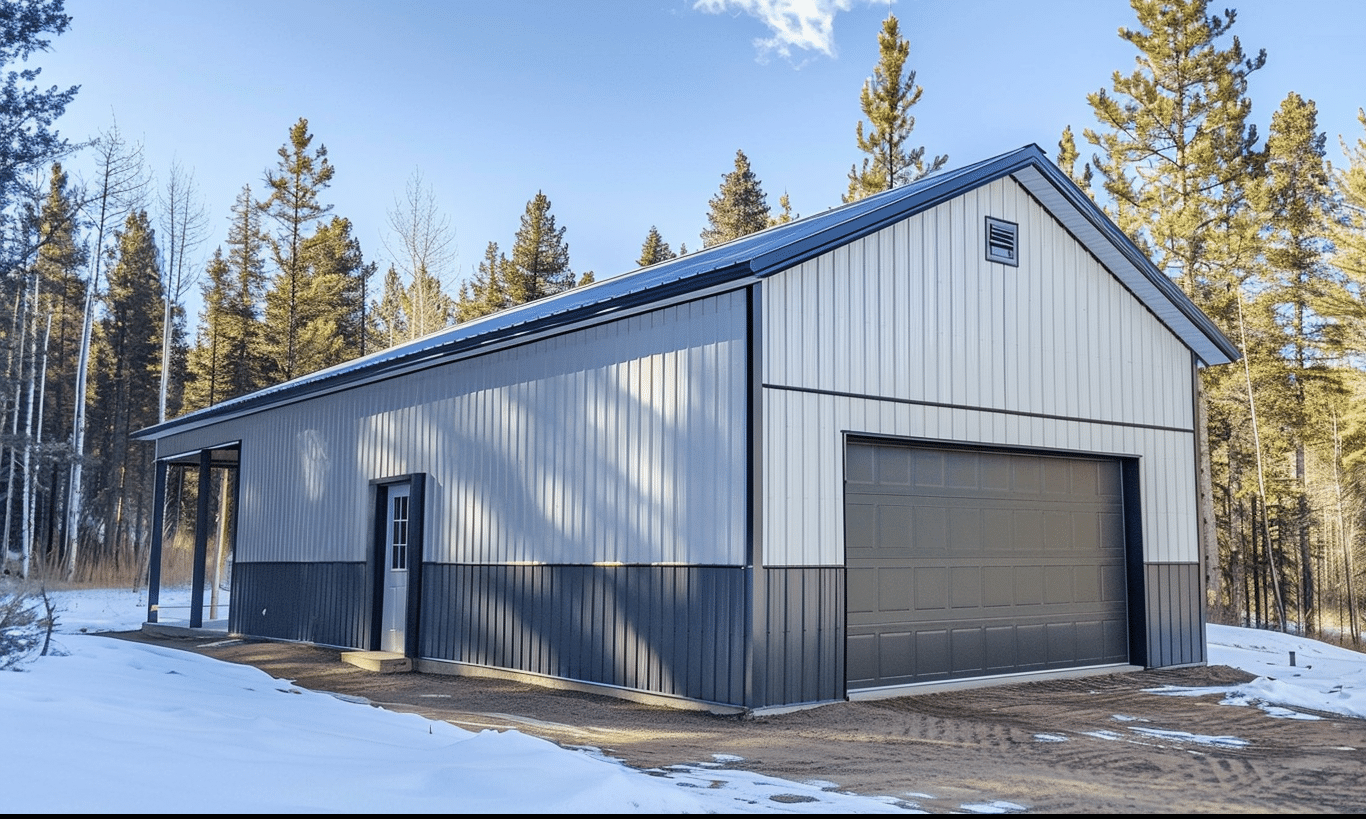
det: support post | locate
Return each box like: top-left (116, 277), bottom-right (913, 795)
top-left (146, 459), bottom-right (168, 624)
top-left (190, 450), bottom-right (211, 628)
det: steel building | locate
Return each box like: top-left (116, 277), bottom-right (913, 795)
top-left (135, 145), bottom-right (1238, 711)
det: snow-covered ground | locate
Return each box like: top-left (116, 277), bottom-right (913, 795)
top-left (1156, 623), bottom-right (1366, 720)
top-left (3, 587), bottom-right (1365, 812)
top-left (1, 588), bottom-right (915, 813)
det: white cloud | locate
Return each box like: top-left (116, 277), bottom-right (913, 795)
top-left (696, 0), bottom-right (859, 60)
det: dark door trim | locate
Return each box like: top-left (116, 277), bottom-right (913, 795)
top-left (368, 473), bottom-right (427, 656)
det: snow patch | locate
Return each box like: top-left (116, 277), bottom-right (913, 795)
top-left (961, 799), bottom-right (1027, 813)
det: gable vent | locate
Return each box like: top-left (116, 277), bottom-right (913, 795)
top-left (985, 217), bottom-right (1019, 266)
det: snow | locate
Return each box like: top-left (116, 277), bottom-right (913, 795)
top-left (5, 588), bottom-right (1366, 812)
top-left (1152, 623), bottom-right (1366, 720)
top-left (2, 588), bottom-right (915, 813)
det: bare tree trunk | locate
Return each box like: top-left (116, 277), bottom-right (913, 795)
top-left (1236, 291), bottom-right (1287, 631)
top-left (1196, 374), bottom-right (1222, 616)
top-left (22, 314), bottom-right (52, 579)
top-left (65, 123), bottom-right (147, 580)
top-left (4, 278), bottom-right (30, 572)
top-left (157, 162), bottom-right (207, 423)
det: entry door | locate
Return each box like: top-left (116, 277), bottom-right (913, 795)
top-left (381, 483), bottom-right (412, 653)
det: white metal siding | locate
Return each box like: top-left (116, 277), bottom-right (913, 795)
top-left (762, 177), bottom-right (1198, 566)
top-left (157, 291), bottom-right (749, 566)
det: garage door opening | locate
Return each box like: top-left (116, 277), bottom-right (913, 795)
top-left (845, 440), bottom-right (1133, 691)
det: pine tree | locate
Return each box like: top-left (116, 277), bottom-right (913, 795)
top-left (369, 265), bottom-right (408, 348)
top-left (455, 241), bottom-right (511, 323)
top-left (701, 149), bottom-right (770, 248)
top-left (844, 14), bottom-right (946, 203)
top-left (1084, 0), bottom-right (1264, 305)
top-left (1082, 0), bottom-right (1265, 620)
top-left (290, 215), bottom-right (371, 374)
top-left (185, 186), bottom-right (269, 410)
top-left (1055, 125), bottom-right (1093, 193)
top-left (637, 226), bottom-right (676, 267)
top-left (1254, 92), bottom-right (1337, 634)
top-left (401, 264), bottom-right (453, 338)
top-left (1323, 110), bottom-right (1366, 357)
top-left (28, 162), bottom-right (83, 562)
top-left (0, 0), bottom-right (77, 221)
top-left (769, 192), bottom-right (796, 227)
top-left (88, 210), bottom-right (164, 567)
top-left (32, 163), bottom-right (83, 446)
top-left (504, 192), bottom-right (573, 304)
top-left (260, 118), bottom-right (334, 381)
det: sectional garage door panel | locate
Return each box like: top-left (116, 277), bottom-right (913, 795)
top-left (846, 443), bottom-right (1128, 689)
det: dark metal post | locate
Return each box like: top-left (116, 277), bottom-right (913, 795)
top-left (146, 459), bottom-right (168, 624)
top-left (190, 450), bottom-right (212, 628)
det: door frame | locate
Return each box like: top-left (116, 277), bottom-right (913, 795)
top-left (368, 473), bottom-right (427, 656)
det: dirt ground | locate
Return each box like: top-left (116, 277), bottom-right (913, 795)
top-left (112, 630), bottom-right (1365, 813)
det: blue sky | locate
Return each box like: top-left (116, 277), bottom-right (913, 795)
top-left (33, 0), bottom-right (1366, 312)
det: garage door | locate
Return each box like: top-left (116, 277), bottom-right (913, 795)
top-left (845, 442), bottom-right (1128, 689)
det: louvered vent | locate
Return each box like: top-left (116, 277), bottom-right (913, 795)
top-left (985, 217), bottom-right (1018, 266)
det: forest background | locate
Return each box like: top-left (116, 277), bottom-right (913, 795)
top-left (4, 0), bottom-right (1366, 645)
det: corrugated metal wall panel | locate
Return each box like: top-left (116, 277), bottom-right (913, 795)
top-left (759, 567), bottom-right (844, 706)
top-left (1145, 562), bottom-right (1205, 666)
top-left (157, 291), bottom-right (748, 567)
top-left (761, 175), bottom-right (1200, 568)
top-left (230, 561), bottom-right (369, 648)
top-left (419, 564), bottom-right (749, 706)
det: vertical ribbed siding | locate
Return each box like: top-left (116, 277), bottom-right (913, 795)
top-left (230, 561), bottom-right (369, 648)
top-left (763, 177), bottom-right (1193, 429)
top-left (419, 564), bottom-right (749, 706)
top-left (761, 176), bottom-right (1199, 567)
top-left (1145, 562), bottom-right (1205, 667)
top-left (758, 567), bottom-right (843, 706)
top-left (155, 290), bottom-right (749, 568)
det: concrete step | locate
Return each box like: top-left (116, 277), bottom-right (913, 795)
top-left (341, 650), bottom-right (412, 673)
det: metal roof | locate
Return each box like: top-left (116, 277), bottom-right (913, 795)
top-left (137, 144), bottom-right (1238, 441)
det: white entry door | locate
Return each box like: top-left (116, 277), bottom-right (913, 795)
top-left (381, 483), bottom-right (411, 653)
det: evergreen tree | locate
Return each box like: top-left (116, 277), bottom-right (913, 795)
top-left (88, 210), bottom-right (164, 566)
top-left (1055, 125), bottom-right (1093, 193)
top-left (504, 191), bottom-right (573, 304)
top-left (290, 215), bottom-right (371, 375)
top-left (1082, 0), bottom-right (1265, 619)
top-left (455, 241), bottom-right (511, 323)
top-left (184, 185), bottom-right (269, 410)
top-left (28, 162), bottom-right (83, 561)
top-left (1084, 0), bottom-right (1264, 304)
top-left (769, 192), bottom-right (796, 227)
top-left (1323, 110), bottom-right (1366, 358)
top-left (369, 265), bottom-right (408, 349)
top-left (401, 264), bottom-right (453, 340)
top-left (32, 162), bottom-right (83, 446)
top-left (637, 226), bottom-right (676, 267)
top-left (0, 0), bottom-right (77, 221)
top-left (260, 118), bottom-right (334, 381)
top-left (701, 149), bottom-right (770, 248)
top-left (844, 14), bottom-right (945, 203)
